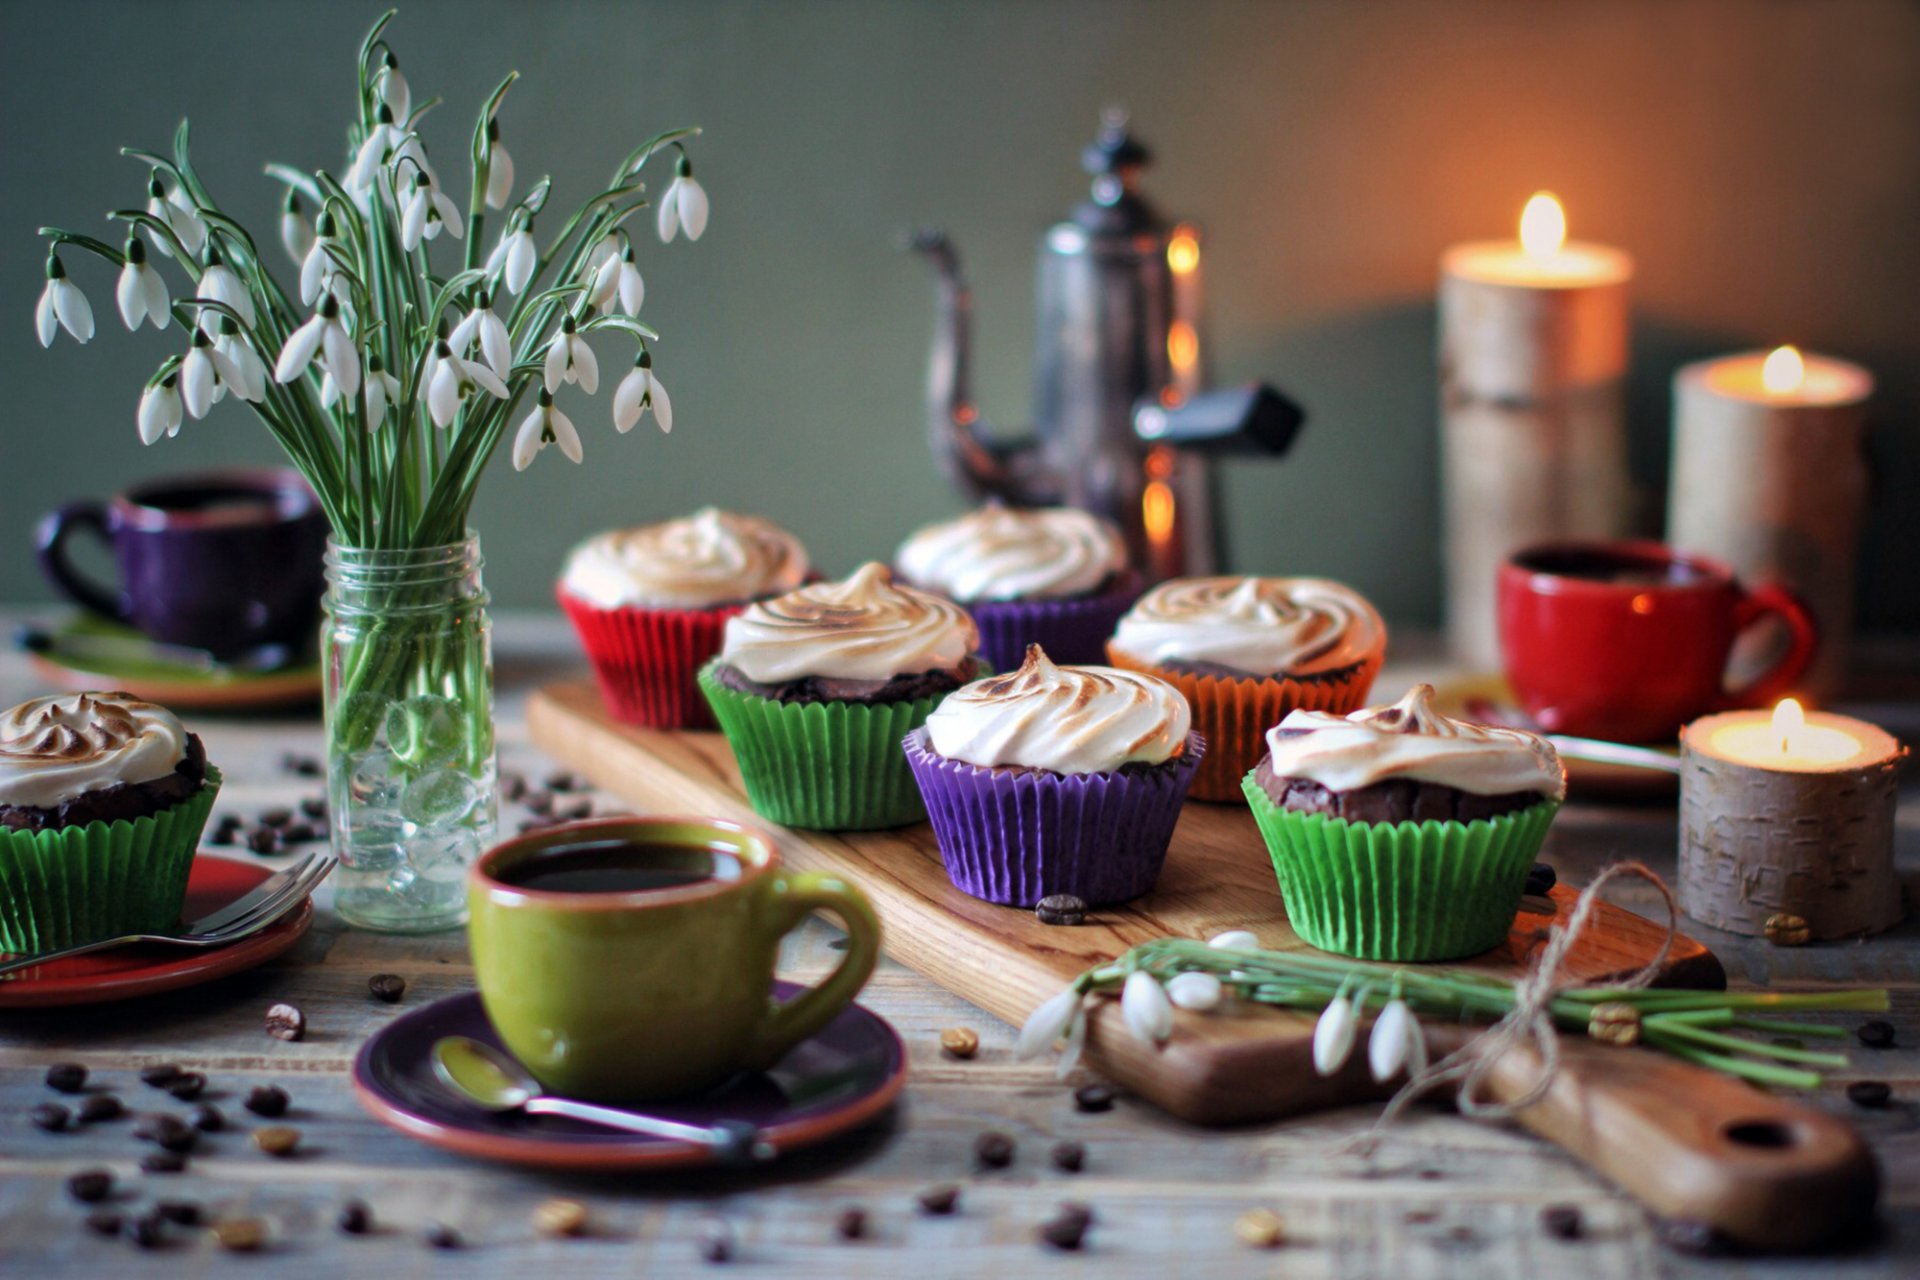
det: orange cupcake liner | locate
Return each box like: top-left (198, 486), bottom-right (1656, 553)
top-left (1105, 646), bottom-right (1383, 802)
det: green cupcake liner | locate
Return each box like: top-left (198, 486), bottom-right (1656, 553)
top-left (1242, 772), bottom-right (1559, 961)
top-left (0, 766), bottom-right (222, 954)
top-left (698, 666), bottom-right (959, 830)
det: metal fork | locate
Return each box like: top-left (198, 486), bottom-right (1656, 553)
top-left (0, 854), bottom-right (335, 978)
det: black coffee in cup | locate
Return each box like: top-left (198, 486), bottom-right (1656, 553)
top-left (496, 838), bottom-right (745, 894)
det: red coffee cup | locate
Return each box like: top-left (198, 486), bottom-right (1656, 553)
top-left (1497, 540), bottom-right (1818, 743)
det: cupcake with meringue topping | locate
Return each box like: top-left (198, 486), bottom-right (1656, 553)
top-left (894, 505), bottom-right (1140, 671)
top-left (905, 645), bottom-right (1202, 906)
top-left (1107, 576), bottom-right (1386, 802)
top-left (0, 692), bottom-right (222, 952)
top-left (558, 508), bottom-right (810, 728)
top-left (1244, 684), bottom-right (1565, 961)
top-left (698, 562), bottom-right (986, 829)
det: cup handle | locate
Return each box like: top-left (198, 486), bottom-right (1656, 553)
top-left (748, 871), bottom-right (882, 1071)
top-left (1720, 581), bottom-right (1820, 710)
top-left (34, 501), bottom-right (126, 621)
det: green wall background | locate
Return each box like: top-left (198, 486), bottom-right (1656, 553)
top-left (5, 0), bottom-right (1917, 631)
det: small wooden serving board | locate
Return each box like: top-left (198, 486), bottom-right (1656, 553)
top-left (529, 679), bottom-right (1876, 1249)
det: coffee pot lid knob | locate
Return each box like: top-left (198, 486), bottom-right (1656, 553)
top-left (1072, 108), bottom-right (1164, 233)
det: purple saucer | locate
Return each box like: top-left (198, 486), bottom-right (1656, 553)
top-left (353, 983), bottom-right (906, 1171)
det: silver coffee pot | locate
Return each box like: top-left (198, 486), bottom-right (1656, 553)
top-left (910, 110), bottom-right (1303, 581)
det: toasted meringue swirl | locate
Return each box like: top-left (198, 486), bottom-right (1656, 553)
top-left (561, 507), bottom-right (810, 609)
top-left (1265, 685), bottom-right (1565, 799)
top-left (896, 505), bottom-right (1127, 601)
top-left (926, 646), bottom-right (1190, 774)
top-left (0, 693), bottom-right (192, 809)
top-left (1110, 576), bottom-right (1385, 677)
top-left (720, 562), bottom-right (979, 682)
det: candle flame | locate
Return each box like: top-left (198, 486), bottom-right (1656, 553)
top-left (1167, 227), bottom-right (1200, 276)
top-left (1519, 192), bottom-right (1566, 258)
top-left (1762, 345), bottom-right (1805, 395)
top-left (1772, 697), bottom-right (1806, 753)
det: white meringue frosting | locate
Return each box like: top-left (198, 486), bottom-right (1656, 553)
top-left (1265, 685), bottom-right (1566, 799)
top-left (560, 507), bottom-right (810, 609)
top-left (719, 562), bottom-right (980, 683)
top-left (1110, 576), bottom-right (1385, 677)
top-left (925, 646), bottom-right (1191, 775)
top-left (0, 693), bottom-right (192, 809)
top-left (895, 505), bottom-right (1127, 601)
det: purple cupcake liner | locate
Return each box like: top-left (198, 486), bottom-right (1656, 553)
top-left (902, 728), bottom-right (1205, 907)
top-left (962, 573), bottom-right (1144, 672)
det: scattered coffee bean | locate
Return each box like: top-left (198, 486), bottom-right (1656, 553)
top-left (917, 1184), bottom-right (961, 1215)
top-left (1235, 1207), bottom-right (1286, 1249)
top-left (517, 817), bottom-right (555, 834)
top-left (1039, 1202), bottom-right (1093, 1251)
top-left (45, 1062), bottom-right (88, 1093)
top-left (265, 1003), bottom-right (306, 1042)
top-left (85, 1211), bottom-right (123, 1236)
top-left (1656, 1217), bottom-right (1727, 1255)
top-left (1051, 1140), bottom-right (1086, 1173)
top-left (244, 1085), bottom-right (289, 1117)
top-left (1541, 1204), bottom-right (1583, 1240)
top-left (77, 1094), bottom-right (124, 1123)
top-left (125, 1212), bottom-right (167, 1247)
top-left (29, 1102), bottom-right (70, 1131)
top-left (139, 1064), bottom-right (182, 1088)
top-left (501, 775), bottom-right (528, 803)
top-left (66, 1169), bottom-right (114, 1203)
top-left (525, 791), bottom-right (555, 817)
top-left (282, 753), bottom-right (323, 777)
top-left (214, 1218), bottom-right (267, 1252)
top-left (140, 1151), bottom-right (187, 1175)
top-left (555, 798), bottom-right (592, 820)
top-left (1846, 1080), bottom-right (1893, 1108)
top-left (245, 828), bottom-right (280, 856)
top-left (426, 1222), bottom-right (461, 1250)
top-left (1417, 1168), bottom-right (1446, 1181)
top-left (208, 825), bottom-right (237, 847)
top-left (156, 1201), bottom-right (202, 1226)
top-left (254, 1126), bottom-right (301, 1157)
top-left (533, 1197), bottom-right (589, 1238)
top-left (834, 1205), bottom-right (868, 1241)
top-left (258, 807), bottom-right (294, 828)
top-left (1524, 862), bottom-right (1557, 896)
top-left (282, 822), bottom-right (319, 844)
top-left (299, 797), bottom-right (329, 820)
top-left (337, 1200), bottom-right (372, 1235)
top-left (975, 1131), bottom-right (1016, 1168)
top-left (1763, 911), bottom-right (1811, 947)
top-left (697, 1217), bottom-right (735, 1263)
top-left (1073, 1083), bottom-right (1115, 1113)
top-left (1857, 1019), bottom-right (1897, 1049)
top-left (547, 771), bottom-right (582, 792)
top-left (940, 1027), bottom-right (980, 1059)
top-left (188, 1104), bottom-right (225, 1132)
top-left (164, 1072), bottom-right (206, 1101)
top-left (1404, 1208), bottom-right (1440, 1224)
top-left (136, 1114), bottom-right (196, 1152)
top-left (369, 973), bottom-right (407, 1004)
top-left (1034, 893), bottom-right (1088, 926)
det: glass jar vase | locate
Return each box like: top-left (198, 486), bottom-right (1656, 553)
top-left (323, 536), bottom-right (496, 932)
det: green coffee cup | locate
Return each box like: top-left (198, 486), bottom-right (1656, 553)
top-left (468, 815), bottom-right (881, 1103)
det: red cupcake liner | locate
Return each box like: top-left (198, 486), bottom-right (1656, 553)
top-left (558, 588), bottom-right (743, 729)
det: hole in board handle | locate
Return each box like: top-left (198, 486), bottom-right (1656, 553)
top-left (1722, 1119), bottom-right (1799, 1149)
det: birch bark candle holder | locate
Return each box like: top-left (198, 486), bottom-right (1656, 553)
top-left (1679, 699), bottom-right (1906, 941)
top-left (1439, 193), bottom-right (1634, 668)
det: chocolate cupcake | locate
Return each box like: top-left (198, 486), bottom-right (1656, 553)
top-left (558, 508), bottom-right (810, 728)
top-left (894, 505), bottom-right (1140, 671)
top-left (0, 693), bottom-right (221, 951)
top-left (698, 562), bottom-right (985, 829)
top-left (1107, 576), bottom-right (1386, 802)
top-left (1243, 685), bottom-right (1565, 961)
top-left (905, 645), bottom-right (1201, 906)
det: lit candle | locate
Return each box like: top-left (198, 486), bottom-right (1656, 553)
top-left (1438, 193), bottom-right (1634, 667)
top-left (1679, 700), bottom-right (1905, 940)
top-left (1668, 346), bottom-right (1873, 700)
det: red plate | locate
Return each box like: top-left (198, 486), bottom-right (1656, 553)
top-left (0, 854), bottom-right (315, 1008)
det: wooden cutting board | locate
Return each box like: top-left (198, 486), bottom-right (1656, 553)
top-left (527, 678), bottom-right (1877, 1250)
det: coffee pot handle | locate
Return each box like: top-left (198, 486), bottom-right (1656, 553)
top-left (35, 501), bottom-right (128, 622)
top-left (749, 871), bottom-right (882, 1071)
top-left (1720, 581), bottom-right (1819, 710)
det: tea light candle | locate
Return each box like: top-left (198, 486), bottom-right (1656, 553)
top-left (1439, 193), bottom-right (1634, 667)
top-left (1668, 346), bottom-right (1873, 700)
top-left (1679, 699), bottom-right (1905, 940)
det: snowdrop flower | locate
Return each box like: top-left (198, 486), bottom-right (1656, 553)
top-left (300, 211), bottom-right (342, 307)
top-left (1312, 995), bottom-right (1358, 1076)
top-left (542, 314), bottom-right (598, 394)
top-left (612, 350), bottom-right (671, 433)
top-left (196, 246), bottom-right (255, 332)
top-left (35, 253), bottom-right (93, 347)
top-left (275, 294), bottom-right (359, 398)
top-left (1121, 971), bottom-right (1174, 1046)
top-left (214, 319), bottom-right (265, 403)
top-left (347, 107), bottom-right (404, 196)
top-left (319, 369), bottom-right (343, 410)
top-left (374, 51), bottom-right (410, 122)
top-left (1208, 930), bottom-right (1259, 952)
top-left (655, 152), bottom-right (709, 243)
top-left (1015, 985), bottom-right (1082, 1060)
top-left (1367, 999), bottom-right (1426, 1084)
top-left (483, 117), bottom-right (514, 210)
top-left (364, 353), bottom-right (402, 430)
top-left (511, 388), bottom-right (582, 470)
top-left (426, 339), bottom-right (508, 428)
top-left (181, 330), bottom-right (245, 419)
top-left (591, 240), bottom-right (646, 316)
top-left (1166, 971), bottom-right (1224, 1012)
top-left (1055, 998), bottom-right (1090, 1078)
top-left (145, 171), bottom-right (205, 258)
top-left (485, 215), bottom-right (538, 296)
top-left (400, 170), bottom-right (463, 252)
top-left (137, 373), bottom-right (183, 445)
top-left (450, 290), bottom-right (511, 381)
top-left (115, 237), bottom-right (170, 332)
top-left (280, 190), bottom-right (316, 265)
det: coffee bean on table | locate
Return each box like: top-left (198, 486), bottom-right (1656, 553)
top-left (940, 1027), bottom-right (979, 1059)
top-left (134, 1113), bottom-right (189, 1144)
top-left (214, 1218), bottom-right (267, 1252)
top-left (338, 1200), bottom-right (372, 1235)
top-left (1073, 1083), bottom-right (1115, 1113)
top-left (66, 1169), bottom-right (114, 1203)
top-left (834, 1205), bottom-right (868, 1240)
top-left (426, 1223), bottom-right (462, 1250)
top-left (164, 1072), bottom-right (206, 1100)
top-left (1039, 1202), bottom-right (1093, 1250)
top-left (546, 771), bottom-right (581, 792)
top-left (525, 791), bottom-right (555, 816)
top-left (369, 973), bottom-right (407, 1004)
top-left (917, 1185), bottom-right (961, 1216)
top-left (188, 1104), bottom-right (225, 1132)
top-left (45, 1062), bottom-right (88, 1093)
top-left (1235, 1208), bottom-right (1286, 1249)
top-left (265, 1003), bottom-right (306, 1041)
top-left (126, 1212), bottom-right (167, 1247)
top-left (299, 797), bottom-right (329, 820)
top-left (975, 1131), bottom-right (1016, 1168)
top-left (77, 1094), bottom-right (124, 1123)
top-left (141, 1151), bottom-right (188, 1175)
top-left (501, 775), bottom-right (528, 803)
top-left (139, 1064), bottom-right (182, 1088)
top-left (258, 808), bottom-right (294, 829)
top-left (245, 1085), bottom-right (290, 1117)
top-left (1857, 1020), bottom-right (1896, 1049)
top-left (1524, 862), bottom-right (1557, 896)
top-left (532, 1197), bottom-right (589, 1238)
top-left (1051, 1140), bottom-right (1086, 1173)
top-left (156, 1201), bottom-right (202, 1226)
top-left (29, 1102), bottom-right (70, 1131)
top-left (1541, 1204), bottom-right (1583, 1240)
top-left (697, 1217), bottom-right (734, 1263)
top-left (254, 1126), bottom-right (301, 1157)
top-left (85, 1211), bottom-right (123, 1237)
top-left (1034, 894), bottom-right (1087, 926)
top-left (209, 825), bottom-right (238, 847)
top-left (1847, 1080), bottom-right (1893, 1108)
top-left (282, 823), bottom-right (319, 844)
top-left (1656, 1217), bottom-right (1726, 1255)
top-left (246, 828), bottom-right (280, 856)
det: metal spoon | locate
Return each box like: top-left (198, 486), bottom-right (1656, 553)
top-left (430, 1035), bottom-right (774, 1164)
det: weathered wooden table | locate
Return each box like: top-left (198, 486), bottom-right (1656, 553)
top-left (3, 613), bottom-right (1915, 1278)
